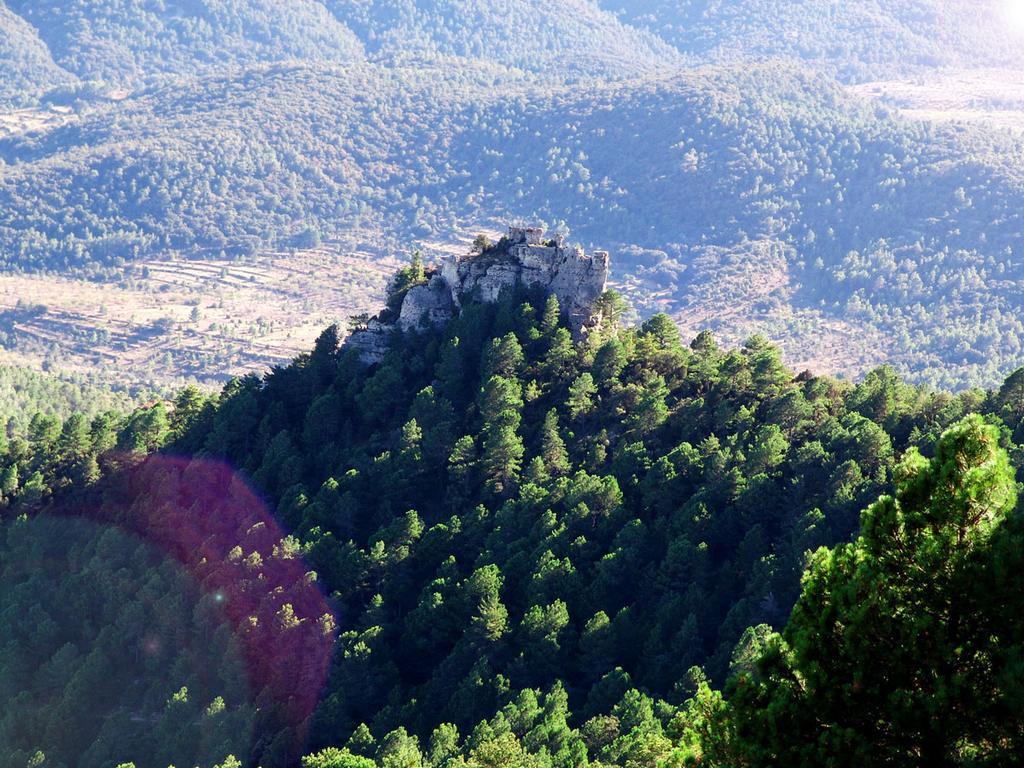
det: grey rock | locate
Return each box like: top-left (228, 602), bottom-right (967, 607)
top-left (399, 274), bottom-right (457, 331)
top-left (345, 319), bottom-right (390, 365)
top-left (346, 225), bottom-right (610, 364)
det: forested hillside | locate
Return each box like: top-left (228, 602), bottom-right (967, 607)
top-left (3, 0), bottom-right (1020, 97)
top-left (4, 61), bottom-right (1024, 386)
top-left (3, 3), bottom-right (1024, 765)
top-left (3, 1), bottom-right (1024, 388)
top-left (0, 516), bottom-right (256, 768)
top-left (2, 0), bottom-right (364, 92)
top-left (600, 0), bottom-right (1024, 81)
top-left (0, 6), bottom-right (74, 106)
top-left (709, 413), bottom-right (1024, 765)
top-left (0, 0), bottom-right (676, 100)
top-left (0, 363), bottom-right (140, 434)
top-left (3, 263), bottom-right (1024, 765)
top-left (322, 0), bottom-right (679, 77)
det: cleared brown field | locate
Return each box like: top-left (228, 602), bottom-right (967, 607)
top-left (850, 68), bottom-right (1024, 132)
top-left (7, 224), bottom-right (888, 395)
top-left (7, 245), bottom-right (401, 390)
top-left (0, 106), bottom-right (73, 139)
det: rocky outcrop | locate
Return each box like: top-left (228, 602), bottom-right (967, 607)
top-left (346, 226), bottom-right (610, 364)
top-left (344, 318), bottom-right (392, 365)
top-left (398, 274), bottom-right (457, 331)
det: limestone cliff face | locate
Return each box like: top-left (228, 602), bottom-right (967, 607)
top-left (346, 226), bottom-right (610, 364)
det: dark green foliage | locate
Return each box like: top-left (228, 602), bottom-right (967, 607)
top-left (103, 283), bottom-right (992, 759)
top-left (6, 270), bottom-right (1024, 765)
top-left (706, 415), bottom-right (1024, 766)
top-left (0, 516), bottom-right (254, 768)
top-left (0, 363), bottom-right (140, 435)
top-left (4, 2), bottom-right (1024, 761)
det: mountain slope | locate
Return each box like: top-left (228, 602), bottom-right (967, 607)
top-left (0, 6), bottom-right (77, 105)
top-left (324, 0), bottom-right (682, 78)
top-left (2, 0), bottom-right (365, 88)
top-left (4, 258), bottom-right (1020, 764)
top-left (0, 0), bottom-right (679, 92)
top-left (0, 515), bottom-right (257, 767)
top-left (3, 62), bottom-right (1024, 386)
top-left (600, 0), bottom-right (1024, 81)
top-left (9, 0), bottom-right (1021, 90)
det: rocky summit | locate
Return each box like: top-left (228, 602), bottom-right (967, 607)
top-left (347, 226), bottom-right (610, 364)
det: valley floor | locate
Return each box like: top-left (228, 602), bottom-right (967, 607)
top-left (13, 245), bottom-right (398, 390)
top-left (849, 67), bottom-right (1024, 132)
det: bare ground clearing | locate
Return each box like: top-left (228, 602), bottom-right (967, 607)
top-left (1, 245), bottom-right (400, 390)
top-left (850, 68), bottom-right (1024, 132)
top-left (1, 224), bottom-right (889, 394)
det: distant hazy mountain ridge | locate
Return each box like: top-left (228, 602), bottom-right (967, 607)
top-left (2, 0), bottom-right (1021, 103)
top-left (600, 0), bottom-right (1024, 81)
top-left (0, 0), bottom-right (680, 100)
top-left (1, 0), bottom-right (365, 94)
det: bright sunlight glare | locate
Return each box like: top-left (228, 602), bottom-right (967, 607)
top-left (1004, 0), bottom-right (1024, 31)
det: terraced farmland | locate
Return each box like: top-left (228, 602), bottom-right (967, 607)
top-left (7, 245), bottom-right (400, 390)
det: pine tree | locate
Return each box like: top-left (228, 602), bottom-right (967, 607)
top-left (0, 464), bottom-right (17, 497)
top-left (717, 415), bottom-right (1023, 767)
top-left (566, 373), bottom-right (597, 422)
top-left (478, 376), bottom-right (523, 429)
top-left (482, 333), bottom-right (525, 379)
top-left (435, 337), bottom-right (466, 405)
top-left (447, 435), bottom-right (478, 507)
top-left (540, 294), bottom-right (561, 335)
top-left (467, 565), bottom-right (508, 644)
top-left (593, 337), bottom-right (627, 386)
top-left (482, 423), bottom-right (525, 496)
top-left (540, 409), bottom-right (570, 475)
top-left (626, 375), bottom-right (668, 435)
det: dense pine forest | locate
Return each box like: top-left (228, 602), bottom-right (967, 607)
top-left (0, 362), bottom-right (140, 434)
top-left (2, 256), bottom-right (1023, 766)
top-left (3, 2), bottom-right (1024, 766)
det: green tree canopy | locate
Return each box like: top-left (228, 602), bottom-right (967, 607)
top-left (716, 415), bottom-right (1023, 767)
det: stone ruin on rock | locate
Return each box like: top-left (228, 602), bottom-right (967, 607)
top-left (345, 226), bottom-right (611, 364)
